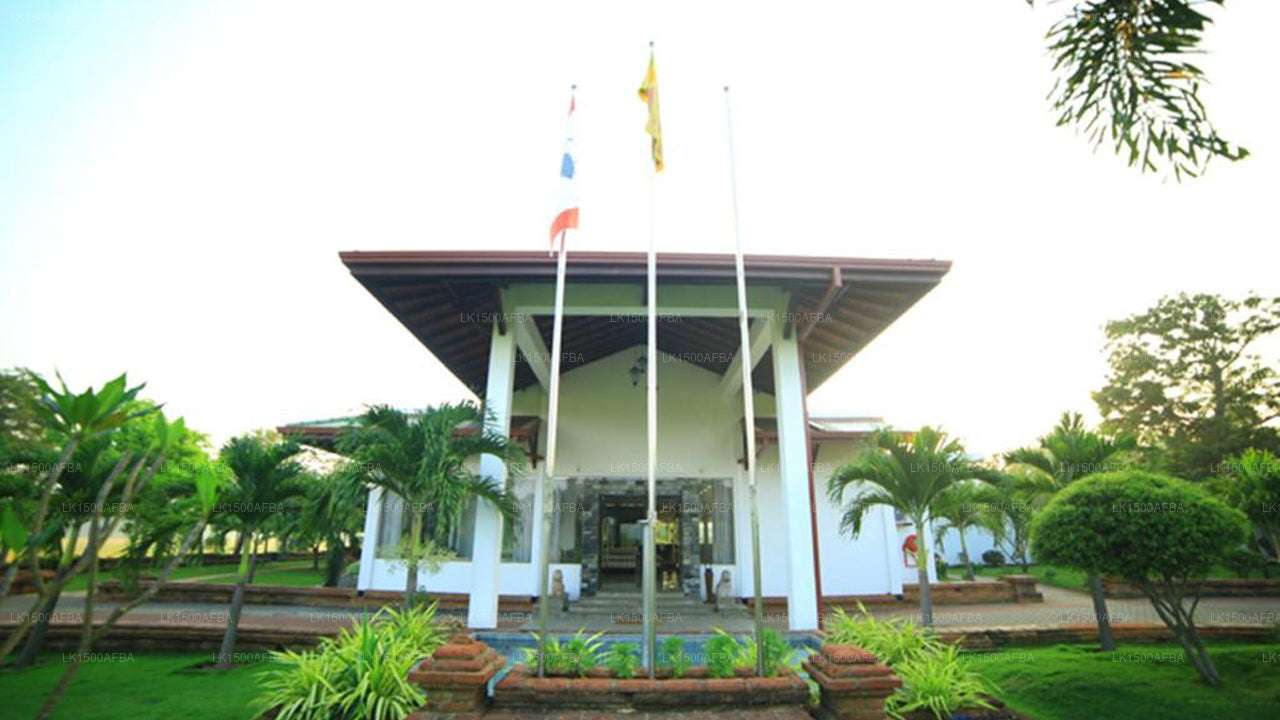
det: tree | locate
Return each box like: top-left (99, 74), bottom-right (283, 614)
top-left (1213, 448), bottom-right (1280, 574)
top-left (112, 399), bottom-right (214, 574)
top-left (0, 373), bottom-right (155, 662)
top-left (931, 481), bottom-right (1001, 581)
top-left (1032, 470), bottom-right (1248, 685)
top-left (828, 427), bottom-right (994, 626)
top-left (33, 461), bottom-right (224, 720)
top-left (1094, 293), bottom-right (1280, 479)
top-left (336, 404), bottom-right (523, 608)
top-left (976, 466), bottom-right (1046, 573)
top-left (213, 434), bottom-right (307, 669)
top-left (13, 437), bottom-right (127, 668)
top-left (298, 469), bottom-right (367, 587)
top-left (1030, 0), bottom-right (1247, 179)
top-left (0, 368), bottom-right (51, 599)
top-left (1005, 411), bottom-right (1138, 651)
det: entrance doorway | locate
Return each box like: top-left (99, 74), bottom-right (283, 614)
top-left (598, 494), bottom-right (681, 592)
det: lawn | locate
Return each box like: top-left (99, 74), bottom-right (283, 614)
top-left (962, 642), bottom-right (1280, 720)
top-left (209, 563), bottom-right (326, 587)
top-left (0, 653), bottom-right (271, 720)
top-left (977, 563), bottom-right (1092, 591)
top-left (59, 560), bottom-right (323, 592)
top-left (977, 563), bottom-right (1255, 593)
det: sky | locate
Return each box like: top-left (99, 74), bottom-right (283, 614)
top-left (1, 0), bottom-right (1277, 459)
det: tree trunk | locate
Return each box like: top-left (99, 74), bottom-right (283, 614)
top-left (958, 529), bottom-right (975, 581)
top-left (14, 588), bottom-right (61, 668)
top-left (405, 511), bottom-right (423, 609)
top-left (15, 523), bottom-right (81, 669)
top-left (35, 512), bottom-right (105, 720)
top-left (215, 533), bottom-right (255, 669)
top-left (324, 540), bottom-right (344, 588)
top-left (1088, 575), bottom-right (1117, 652)
top-left (1144, 587), bottom-right (1222, 686)
top-left (246, 539), bottom-right (259, 584)
top-left (312, 544), bottom-right (320, 570)
top-left (915, 518), bottom-right (933, 626)
top-left (0, 558), bottom-right (18, 600)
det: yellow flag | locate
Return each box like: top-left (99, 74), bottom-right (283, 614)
top-left (638, 51), bottom-right (663, 172)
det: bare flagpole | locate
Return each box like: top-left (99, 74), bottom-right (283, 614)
top-left (642, 42), bottom-right (660, 680)
top-left (537, 226), bottom-right (569, 676)
top-left (537, 85), bottom-right (576, 677)
top-left (724, 85), bottom-right (766, 676)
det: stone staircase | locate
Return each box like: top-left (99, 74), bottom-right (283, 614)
top-left (567, 590), bottom-right (752, 623)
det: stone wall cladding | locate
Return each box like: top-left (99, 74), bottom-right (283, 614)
top-left (493, 666), bottom-right (808, 710)
top-left (679, 484), bottom-right (702, 596)
top-left (577, 477), bottom-right (709, 598)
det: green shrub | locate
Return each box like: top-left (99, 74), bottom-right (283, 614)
top-left (886, 645), bottom-right (995, 720)
top-left (604, 641), bottom-right (641, 678)
top-left (703, 632), bottom-right (741, 678)
top-left (981, 549), bottom-right (1005, 567)
top-left (521, 629), bottom-right (604, 677)
top-left (825, 606), bottom-right (943, 666)
top-left (732, 628), bottom-right (800, 678)
top-left (659, 636), bottom-right (691, 678)
top-left (254, 603), bottom-right (445, 720)
top-left (825, 606), bottom-right (994, 719)
top-left (521, 633), bottom-right (568, 674)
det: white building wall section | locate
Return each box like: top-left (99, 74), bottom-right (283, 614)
top-left (359, 345), bottom-right (900, 606)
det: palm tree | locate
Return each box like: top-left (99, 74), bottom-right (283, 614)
top-left (828, 427), bottom-right (993, 626)
top-left (336, 403), bottom-right (523, 608)
top-left (1004, 411), bottom-right (1137, 651)
top-left (931, 481), bottom-right (1001, 581)
top-left (214, 434), bottom-right (306, 669)
top-left (298, 469), bottom-right (368, 587)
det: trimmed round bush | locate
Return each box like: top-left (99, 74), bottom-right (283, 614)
top-left (1030, 470), bottom-right (1249, 686)
top-left (1031, 470), bottom-right (1247, 582)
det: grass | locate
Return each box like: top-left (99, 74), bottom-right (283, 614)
top-left (961, 642), bottom-right (1280, 720)
top-left (209, 563), bottom-right (325, 587)
top-left (59, 560), bottom-right (322, 593)
top-left (977, 564), bottom-right (1092, 591)
top-left (0, 653), bottom-right (271, 720)
top-left (6, 643), bottom-right (1277, 720)
top-left (977, 564), bottom-right (1257, 593)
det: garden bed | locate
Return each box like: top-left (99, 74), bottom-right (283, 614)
top-left (493, 665), bottom-right (810, 710)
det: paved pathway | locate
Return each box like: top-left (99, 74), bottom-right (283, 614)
top-left (3, 583), bottom-right (1277, 636)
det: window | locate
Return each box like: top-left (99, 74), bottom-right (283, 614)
top-left (698, 479), bottom-right (735, 564)
top-left (501, 479), bottom-right (534, 562)
top-left (551, 478), bottom-right (583, 563)
top-left (375, 492), bottom-right (473, 561)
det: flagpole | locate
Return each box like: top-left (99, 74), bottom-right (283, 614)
top-left (641, 41), bottom-right (660, 678)
top-left (642, 121), bottom-right (659, 681)
top-left (537, 85), bottom-right (576, 677)
top-left (724, 85), bottom-right (766, 677)
top-left (537, 227), bottom-right (568, 676)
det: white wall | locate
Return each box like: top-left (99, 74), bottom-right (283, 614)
top-left (936, 526), bottom-right (1000, 567)
top-left (359, 345), bottom-right (900, 602)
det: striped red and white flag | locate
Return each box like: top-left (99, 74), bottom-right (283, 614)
top-left (549, 90), bottom-right (578, 250)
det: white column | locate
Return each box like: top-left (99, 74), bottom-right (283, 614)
top-left (468, 321), bottom-right (517, 628)
top-left (357, 487), bottom-right (383, 591)
top-left (770, 322), bottom-right (820, 630)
